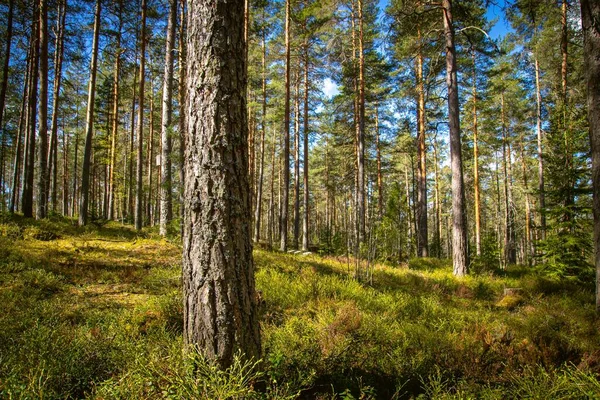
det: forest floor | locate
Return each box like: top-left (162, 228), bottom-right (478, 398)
top-left (1, 215), bottom-right (600, 399)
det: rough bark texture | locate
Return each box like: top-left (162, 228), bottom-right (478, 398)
top-left (37, 0), bottom-right (49, 219)
top-left (443, 0), bottom-right (468, 276)
top-left (280, 0), bottom-right (291, 252)
top-left (135, 0), bottom-right (147, 231)
top-left (580, 0), bottom-right (600, 312)
top-left (78, 0), bottom-right (101, 226)
top-left (183, 0), bottom-right (261, 367)
top-left (159, 0), bottom-right (177, 236)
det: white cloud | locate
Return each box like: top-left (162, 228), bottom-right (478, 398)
top-left (323, 78), bottom-right (339, 98)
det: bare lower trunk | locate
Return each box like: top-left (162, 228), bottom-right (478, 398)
top-left (443, 0), bottom-right (468, 276)
top-left (78, 0), bottom-right (101, 226)
top-left (416, 27), bottom-right (428, 257)
top-left (36, 0), bottom-right (49, 219)
top-left (280, 0), bottom-right (291, 252)
top-left (580, 0), bottom-right (600, 312)
top-left (184, 0), bottom-right (261, 366)
top-left (108, 1), bottom-right (121, 220)
top-left (135, 0), bottom-right (147, 231)
top-left (254, 29), bottom-right (267, 243)
top-left (302, 39), bottom-right (310, 251)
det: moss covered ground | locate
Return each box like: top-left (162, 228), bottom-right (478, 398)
top-left (1, 215), bottom-right (599, 399)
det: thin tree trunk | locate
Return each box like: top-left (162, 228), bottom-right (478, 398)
top-left (293, 72), bottom-right (300, 249)
top-left (36, 0), bottom-right (49, 219)
top-left (159, 0), bottom-right (176, 235)
top-left (48, 0), bottom-right (66, 214)
top-left (375, 106), bottom-right (383, 219)
top-left (472, 50), bottom-right (481, 256)
top-left (519, 137), bottom-right (533, 264)
top-left (432, 134), bottom-right (442, 258)
top-left (302, 36), bottom-right (310, 251)
top-left (108, 0), bottom-right (122, 220)
top-left (62, 120), bottom-right (69, 215)
top-left (183, 0), bottom-right (261, 367)
top-left (580, 0), bottom-right (600, 312)
top-left (22, 5), bottom-right (40, 218)
top-left (280, 0), bottom-right (291, 252)
top-left (0, 0), bottom-right (14, 198)
top-left (443, 0), bottom-right (468, 276)
top-left (128, 61), bottom-right (137, 220)
top-left (501, 91), bottom-right (516, 266)
top-left (135, 0), bottom-right (147, 231)
top-left (78, 0), bottom-right (101, 226)
top-left (268, 126), bottom-right (276, 248)
top-left (416, 24), bottom-right (428, 257)
top-left (178, 0), bottom-right (187, 225)
top-left (147, 72), bottom-right (154, 225)
top-left (254, 27), bottom-right (267, 243)
top-left (10, 40), bottom-right (29, 214)
top-left (534, 56), bottom-right (546, 240)
top-left (356, 0), bottom-right (366, 245)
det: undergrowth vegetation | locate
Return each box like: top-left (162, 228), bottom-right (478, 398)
top-left (0, 215), bottom-right (599, 398)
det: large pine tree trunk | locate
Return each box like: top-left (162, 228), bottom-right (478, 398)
top-left (159, 0), bottom-right (176, 236)
top-left (78, 0), bottom-right (101, 226)
top-left (135, 0), bottom-right (147, 231)
top-left (183, 0), bottom-right (261, 367)
top-left (443, 0), bottom-right (468, 276)
top-left (580, 0), bottom-right (600, 312)
top-left (280, 0), bottom-right (291, 252)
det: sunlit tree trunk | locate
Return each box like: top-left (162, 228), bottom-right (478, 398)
top-left (472, 50), bottom-right (481, 257)
top-left (443, 0), bottom-right (468, 276)
top-left (280, 0), bottom-right (291, 252)
top-left (254, 27), bottom-right (267, 243)
top-left (580, 0), bottom-right (600, 312)
top-left (534, 56), bottom-right (546, 240)
top-left (416, 23), bottom-right (428, 257)
top-left (159, 0), bottom-right (176, 235)
top-left (78, 0), bottom-right (101, 226)
top-left (135, 0), bottom-right (147, 231)
top-left (37, 0), bottom-right (49, 219)
top-left (302, 36), bottom-right (310, 251)
top-left (184, 0), bottom-right (261, 367)
top-left (108, 0), bottom-right (121, 220)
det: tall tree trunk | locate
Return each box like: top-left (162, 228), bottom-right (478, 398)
top-left (159, 0), bottom-right (176, 236)
top-left (432, 134), bottom-right (442, 258)
top-left (128, 60), bottom-right (137, 220)
top-left (72, 95), bottom-right (80, 217)
top-left (416, 24), bottom-right (428, 257)
top-left (108, 0), bottom-right (122, 220)
top-left (443, 0), bottom-right (468, 276)
top-left (48, 0), bottom-right (66, 214)
top-left (178, 0), bottom-right (186, 225)
top-left (375, 106), bottom-right (383, 219)
top-left (37, 0), bottom-right (49, 219)
top-left (254, 27), bottom-right (267, 243)
top-left (22, 5), bottom-right (40, 218)
top-left (534, 56), bottom-right (546, 240)
top-left (580, 0), bottom-right (600, 312)
top-left (560, 0), bottom-right (573, 221)
top-left (302, 37), bottom-right (310, 252)
top-left (0, 0), bottom-right (14, 190)
top-left (280, 0), bottom-right (291, 252)
top-left (135, 0), bottom-right (147, 231)
top-left (472, 50), bottom-right (481, 256)
top-left (184, 0), bottom-right (261, 367)
top-left (10, 39), bottom-right (29, 214)
top-left (267, 126), bottom-right (276, 248)
top-left (293, 73), bottom-right (300, 249)
top-left (147, 73), bottom-right (154, 225)
top-left (62, 120), bottom-right (69, 215)
top-left (501, 91), bottom-right (516, 266)
top-left (78, 0), bottom-right (101, 226)
top-left (519, 137), bottom-right (533, 264)
top-left (356, 0), bottom-right (366, 245)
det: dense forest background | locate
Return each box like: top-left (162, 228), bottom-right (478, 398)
top-left (0, 0), bottom-right (594, 279)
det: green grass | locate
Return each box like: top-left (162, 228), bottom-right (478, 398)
top-left (0, 215), bottom-right (599, 399)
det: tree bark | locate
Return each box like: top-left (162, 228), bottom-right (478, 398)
top-left (254, 28), bottom-right (267, 243)
top-left (78, 0), bottom-right (101, 226)
top-left (356, 0), bottom-right (366, 245)
top-left (22, 5), bottom-right (40, 218)
top-left (183, 0), bottom-right (261, 367)
top-left (178, 0), bottom-right (187, 226)
top-left (302, 37), bottom-right (310, 252)
top-left (416, 24), bottom-right (428, 257)
top-left (534, 56), bottom-right (546, 240)
top-left (159, 0), bottom-right (177, 236)
top-left (280, 0), bottom-right (291, 252)
top-left (108, 0), bottom-right (121, 220)
top-left (0, 0), bottom-right (14, 191)
top-left (135, 0), bottom-right (147, 231)
top-left (48, 0), bottom-right (66, 214)
top-left (443, 0), bottom-right (468, 276)
top-left (472, 50), bottom-right (481, 257)
top-left (580, 0), bottom-right (600, 312)
top-left (293, 72), bottom-right (300, 249)
top-left (37, 0), bottom-right (49, 219)
top-left (501, 91), bottom-right (516, 266)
